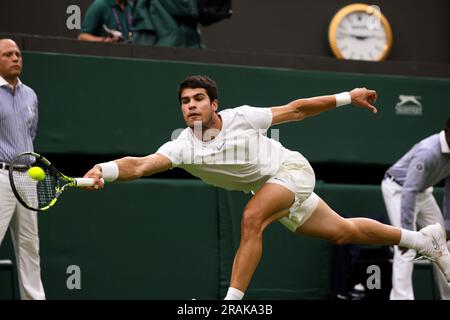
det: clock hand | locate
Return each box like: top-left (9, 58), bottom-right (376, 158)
top-left (354, 35), bottom-right (368, 40)
top-left (338, 31), bottom-right (384, 41)
top-left (337, 31), bottom-right (368, 40)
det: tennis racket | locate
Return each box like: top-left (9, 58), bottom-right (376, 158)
top-left (8, 152), bottom-right (103, 211)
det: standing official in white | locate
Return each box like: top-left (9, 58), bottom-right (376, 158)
top-left (382, 118), bottom-right (450, 300)
top-left (0, 39), bottom-right (45, 300)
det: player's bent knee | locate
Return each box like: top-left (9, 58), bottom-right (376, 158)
top-left (241, 208), bottom-right (264, 238)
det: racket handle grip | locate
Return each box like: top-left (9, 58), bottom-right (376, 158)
top-left (74, 178), bottom-right (105, 187)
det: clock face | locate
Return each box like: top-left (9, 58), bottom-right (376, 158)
top-left (336, 12), bottom-right (387, 60)
top-left (329, 4), bottom-right (393, 61)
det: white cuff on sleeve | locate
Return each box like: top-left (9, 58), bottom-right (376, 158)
top-left (334, 92), bottom-right (352, 107)
top-left (97, 161), bottom-right (119, 182)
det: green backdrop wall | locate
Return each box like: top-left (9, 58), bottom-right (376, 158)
top-left (0, 51), bottom-right (447, 299)
top-left (18, 51), bottom-right (450, 165)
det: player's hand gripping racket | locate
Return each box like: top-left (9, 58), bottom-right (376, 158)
top-left (8, 152), bottom-right (103, 211)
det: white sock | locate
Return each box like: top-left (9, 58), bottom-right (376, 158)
top-left (399, 229), bottom-right (427, 251)
top-left (224, 287), bottom-right (244, 300)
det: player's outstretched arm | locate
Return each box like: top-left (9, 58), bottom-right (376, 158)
top-left (83, 153), bottom-right (172, 190)
top-left (271, 87), bottom-right (377, 126)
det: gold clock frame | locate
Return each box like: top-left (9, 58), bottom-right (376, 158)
top-left (328, 3), bottom-right (393, 61)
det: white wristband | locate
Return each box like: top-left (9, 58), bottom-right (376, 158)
top-left (334, 92), bottom-right (352, 107)
top-left (97, 161), bottom-right (119, 182)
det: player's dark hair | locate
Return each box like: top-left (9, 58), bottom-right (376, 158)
top-left (446, 116), bottom-right (450, 129)
top-left (178, 75), bottom-right (218, 103)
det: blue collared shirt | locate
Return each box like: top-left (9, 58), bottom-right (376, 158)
top-left (386, 131), bottom-right (450, 231)
top-left (0, 75), bottom-right (38, 162)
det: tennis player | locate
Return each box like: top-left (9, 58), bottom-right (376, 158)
top-left (84, 75), bottom-right (450, 300)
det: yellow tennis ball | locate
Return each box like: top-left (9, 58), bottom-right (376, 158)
top-left (28, 166), bottom-right (46, 181)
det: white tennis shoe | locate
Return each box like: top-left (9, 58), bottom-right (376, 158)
top-left (417, 223), bottom-right (450, 282)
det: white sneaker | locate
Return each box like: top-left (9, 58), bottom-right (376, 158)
top-left (418, 223), bottom-right (450, 282)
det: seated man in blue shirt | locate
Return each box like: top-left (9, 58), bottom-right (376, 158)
top-left (382, 117), bottom-right (450, 300)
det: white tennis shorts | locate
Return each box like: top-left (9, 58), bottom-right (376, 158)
top-left (265, 152), bottom-right (319, 232)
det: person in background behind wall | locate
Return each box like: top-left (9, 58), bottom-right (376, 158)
top-left (132, 0), bottom-right (156, 45)
top-left (134, 0), bottom-right (230, 47)
top-left (0, 39), bottom-right (45, 300)
top-left (149, 0), bottom-right (204, 48)
top-left (382, 117), bottom-right (450, 300)
top-left (78, 0), bottom-right (134, 43)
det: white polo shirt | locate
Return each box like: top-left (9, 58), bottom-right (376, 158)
top-left (157, 105), bottom-right (297, 193)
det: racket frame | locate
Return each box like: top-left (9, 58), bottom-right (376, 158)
top-left (9, 152), bottom-right (78, 211)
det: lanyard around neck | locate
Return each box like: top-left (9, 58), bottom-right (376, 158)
top-left (111, 5), bottom-right (132, 33)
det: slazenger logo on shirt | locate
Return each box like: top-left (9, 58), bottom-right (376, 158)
top-left (431, 236), bottom-right (443, 257)
top-left (432, 238), bottom-right (440, 251)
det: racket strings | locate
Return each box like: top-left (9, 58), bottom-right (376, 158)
top-left (11, 156), bottom-right (61, 210)
top-left (36, 167), bottom-right (59, 208)
top-left (12, 170), bottom-right (39, 209)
